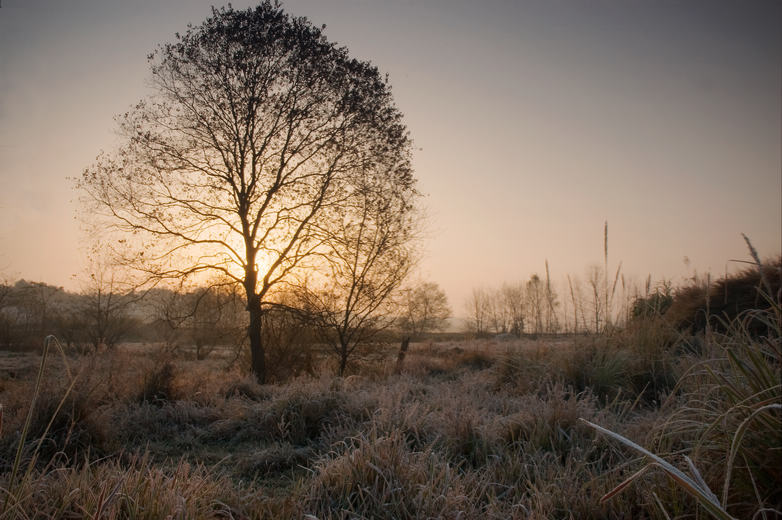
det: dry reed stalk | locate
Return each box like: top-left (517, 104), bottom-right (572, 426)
top-left (567, 275), bottom-right (578, 334)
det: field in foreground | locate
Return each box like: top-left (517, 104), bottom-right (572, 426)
top-left (0, 309), bottom-right (779, 519)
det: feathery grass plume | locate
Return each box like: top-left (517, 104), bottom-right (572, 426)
top-left (741, 233), bottom-right (773, 297)
top-left (665, 257), bottom-right (781, 335)
top-left (610, 262), bottom-right (623, 321)
top-left (568, 274), bottom-right (579, 333)
top-left (604, 221), bottom-right (609, 329)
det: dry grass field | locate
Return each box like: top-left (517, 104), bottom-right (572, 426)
top-left (0, 264), bottom-right (780, 519)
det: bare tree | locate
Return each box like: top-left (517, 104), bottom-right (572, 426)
top-left (465, 288), bottom-right (490, 336)
top-left (501, 282), bottom-right (525, 337)
top-left (400, 281), bottom-right (451, 340)
top-left (151, 281), bottom-right (245, 359)
top-left (0, 280), bottom-right (10, 310)
top-left (79, 263), bottom-right (137, 352)
top-left (259, 297), bottom-right (316, 382)
top-left (296, 172), bottom-right (417, 376)
top-left (467, 284), bottom-right (530, 336)
top-left (526, 275), bottom-right (545, 335)
top-left (3, 280), bottom-right (68, 349)
top-left (486, 289), bottom-right (509, 334)
top-left (187, 284), bottom-right (246, 360)
top-left (78, 3), bottom-right (413, 383)
top-left (0, 281), bottom-right (15, 348)
top-left (148, 284), bottom-right (192, 353)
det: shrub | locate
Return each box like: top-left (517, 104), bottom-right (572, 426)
top-left (0, 381), bottom-right (103, 470)
top-left (305, 429), bottom-right (477, 519)
top-left (631, 283), bottom-right (674, 320)
top-left (561, 340), bottom-right (630, 403)
top-left (590, 305), bottom-right (781, 519)
top-left (139, 361), bottom-right (176, 403)
top-left (453, 349), bottom-right (495, 370)
top-left (665, 257), bottom-right (781, 335)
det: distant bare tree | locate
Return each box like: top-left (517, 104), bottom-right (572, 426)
top-left (487, 290), bottom-right (509, 334)
top-left (0, 281), bottom-right (10, 309)
top-left (79, 263), bottom-right (137, 351)
top-left (501, 282), bottom-right (525, 337)
top-left (543, 260), bottom-right (560, 333)
top-left (149, 280), bottom-right (245, 358)
top-left (465, 288), bottom-right (491, 336)
top-left (2, 280), bottom-right (67, 348)
top-left (148, 284), bottom-right (191, 353)
top-left (188, 284), bottom-right (246, 360)
top-left (0, 281), bottom-right (12, 347)
top-left (259, 297), bottom-right (315, 382)
top-left (526, 275), bottom-right (545, 335)
top-left (400, 281), bottom-right (451, 340)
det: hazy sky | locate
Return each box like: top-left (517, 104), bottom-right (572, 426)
top-left (1, 0), bottom-right (780, 310)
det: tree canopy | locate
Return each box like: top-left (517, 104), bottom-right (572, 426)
top-left (79, 2), bottom-right (416, 382)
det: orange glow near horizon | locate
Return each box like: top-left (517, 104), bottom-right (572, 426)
top-left (0, 0), bottom-right (779, 312)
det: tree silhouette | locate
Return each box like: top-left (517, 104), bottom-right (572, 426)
top-left (400, 282), bottom-right (450, 340)
top-left (296, 171), bottom-right (418, 376)
top-left (78, 2), bottom-right (413, 382)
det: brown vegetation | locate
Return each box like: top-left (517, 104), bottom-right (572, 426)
top-left (664, 256), bottom-right (781, 335)
top-left (0, 277), bottom-right (778, 518)
top-left (1, 242), bottom-right (779, 518)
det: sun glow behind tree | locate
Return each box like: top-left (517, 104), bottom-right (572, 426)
top-left (78, 2), bottom-right (416, 383)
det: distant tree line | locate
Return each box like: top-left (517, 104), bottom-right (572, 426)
top-left (0, 279), bottom-right (140, 352)
top-left (464, 260), bottom-right (677, 336)
top-left (0, 275), bottom-right (450, 380)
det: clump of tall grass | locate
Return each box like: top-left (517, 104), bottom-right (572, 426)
top-left (584, 282), bottom-right (781, 518)
top-left (494, 331), bottom-right (682, 407)
top-left (493, 341), bottom-right (565, 395)
top-left (654, 304), bottom-right (781, 516)
top-left (401, 343), bottom-right (495, 379)
top-left (665, 256), bottom-right (781, 335)
top-left (222, 373), bottom-right (271, 401)
top-left (582, 417), bottom-right (739, 520)
top-left (1, 452), bottom-right (271, 519)
top-left (138, 360), bottom-right (176, 403)
top-left (305, 428), bottom-right (478, 519)
top-left (235, 441), bottom-right (314, 482)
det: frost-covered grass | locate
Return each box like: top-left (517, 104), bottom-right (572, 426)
top-left (0, 308), bottom-right (778, 519)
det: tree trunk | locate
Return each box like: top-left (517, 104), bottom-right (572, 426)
top-left (247, 294), bottom-right (265, 384)
top-left (338, 345), bottom-right (348, 376)
top-left (395, 336), bottom-right (410, 375)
